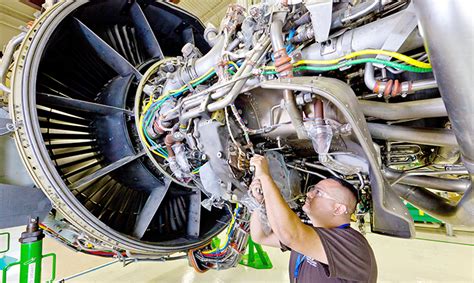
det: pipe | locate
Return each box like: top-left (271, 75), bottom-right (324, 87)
top-left (226, 37), bottom-right (240, 52)
top-left (270, 14), bottom-right (306, 139)
top-left (314, 99), bottom-right (323, 119)
top-left (407, 79), bottom-right (438, 93)
top-left (163, 35), bottom-right (225, 93)
top-left (301, 9), bottom-right (424, 61)
top-left (359, 98), bottom-right (447, 120)
top-left (206, 38), bottom-right (270, 112)
top-left (193, 35), bottom-right (225, 79)
top-left (203, 25), bottom-right (219, 47)
top-left (383, 168), bottom-right (470, 193)
top-left (293, 11), bottom-right (311, 26)
top-left (341, 0), bottom-right (381, 23)
top-left (364, 63), bottom-right (438, 97)
top-left (282, 89), bottom-right (306, 139)
top-left (301, 161), bottom-right (340, 178)
top-left (164, 134), bottom-right (176, 157)
top-left (413, 0), bottom-right (474, 174)
top-left (390, 169), bottom-right (469, 186)
top-left (0, 32), bottom-right (26, 93)
top-left (367, 123), bottom-right (458, 147)
top-left (364, 63), bottom-right (377, 90)
top-left (287, 164), bottom-right (327, 179)
top-left (392, 183), bottom-right (474, 226)
top-left (270, 19), bottom-right (285, 51)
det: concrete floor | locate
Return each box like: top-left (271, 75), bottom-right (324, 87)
top-left (1, 225), bottom-right (473, 282)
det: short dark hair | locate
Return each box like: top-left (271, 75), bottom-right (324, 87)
top-left (327, 176), bottom-right (359, 203)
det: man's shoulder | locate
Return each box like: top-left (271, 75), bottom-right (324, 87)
top-left (312, 226), bottom-right (377, 282)
top-left (313, 226), bottom-right (373, 253)
top-left (314, 226), bottom-right (366, 239)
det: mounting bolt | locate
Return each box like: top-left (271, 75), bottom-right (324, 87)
top-left (217, 151), bottom-right (223, 159)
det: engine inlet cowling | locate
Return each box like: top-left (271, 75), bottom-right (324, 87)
top-left (9, 0), bottom-right (229, 254)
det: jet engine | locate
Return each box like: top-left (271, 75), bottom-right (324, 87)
top-left (1, 0), bottom-right (472, 271)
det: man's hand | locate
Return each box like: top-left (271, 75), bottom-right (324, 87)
top-left (249, 179), bottom-right (264, 203)
top-left (250, 155), bottom-right (271, 179)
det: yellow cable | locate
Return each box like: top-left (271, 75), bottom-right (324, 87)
top-left (137, 114), bottom-right (166, 159)
top-left (141, 96), bottom-right (155, 115)
top-left (228, 61), bottom-right (239, 71)
top-left (190, 67), bottom-right (215, 84)
top-left (261, 49), bottom-right (431, 70)
top-left (137, 60), bottom-right (215, 158)
top-left (293, 58), bottom-right (340, 66)
top-left (294, 49), bottom-right (431, 68)
top-left (153, 67), bottom-right (216, 103)
top-left (345, 49), bottom-right (431, 69)
top-left (261, 65), bottom-right (276, 71)
top-left (202, 204), bottom-right (239, 255)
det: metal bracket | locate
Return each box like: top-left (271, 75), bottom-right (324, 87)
top-left (375, 4), bottom-right (418, 64)
top-left (305, 0), bottom-right (333, 43)
top-left (261, 77), bottom-right (415, 238)
top-left (0, 119), bottom-right (21, 136)
top-left (0, 108), bottom-right (20, 136)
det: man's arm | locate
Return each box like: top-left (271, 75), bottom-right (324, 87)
top-left (251, 156), bottom-right (328, 264)
top-left (249, 209), bottom-right (280, 247)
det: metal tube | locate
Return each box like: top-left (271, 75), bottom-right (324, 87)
top-left (367, 123), bottom-right (458, 147)
top-left (204, 26), bottom-right (219, 47)
top-left (389, 169), bottom-right (469, 186)
top-left (314, 99), bottom-right (324, 119)
top-left (301, 161), bottom-right (340, 178)
top-left (182, 98), bottom-right (201, 109)
top-left (392, 183), bottom-right (474, 226)
top-left (359, 98), bottom-right (447, 120)
top-left (364, 63), bottom-right (377, 90)
top-left (413, 0), bottom-right (474, 174)
top-left (383, 168), bottom-right (470, 193)
top-left (341, 0), bottom-right (381, 23)
top-left (206, 38), bottom-right (270, 112)
top-left (177, 73), bottom-right (254, 119)
top-left (364, 63), bottom-right (438, 95)
top-left (270, 14), bottom-right (306, 139)
top-left (193, 35), bottom-right (225, 78)
top-left (179, 73), bottom-right (254, 115)
top-left (0, 32), bottom-right (26, 93)
top-left (294, 11), bottom-right (311, 26)
top-left (282, 89), bottom-right (307, 139)
top-left (402, 79), bottom-right (438, 93)
top-left (270, 20), bottom-right (285, 51)
top-left (163, 35), bottom-right (225, 93)
top-left (287, 164), bottom-right (327, 179)
top-left (226, 37), bottom-right (240, 52)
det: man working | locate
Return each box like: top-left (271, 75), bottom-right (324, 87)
top-left (249, 155), bottom-right (377, 282)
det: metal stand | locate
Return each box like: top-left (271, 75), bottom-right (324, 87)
top-left (2, 218), bottom-right (56, 283)
top-left (239, 236), bottom-right (273, 269)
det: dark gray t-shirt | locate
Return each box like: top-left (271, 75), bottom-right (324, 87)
top-left (285, 226), bottom-right (377, 283)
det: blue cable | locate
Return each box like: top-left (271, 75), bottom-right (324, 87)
top-left (141, 69), bottom-right (218, 157)
top-left (287, 28), bottom-right (296, 41)
top-left (208, 206), bottom-right (240, 255)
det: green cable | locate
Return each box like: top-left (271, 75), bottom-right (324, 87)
top-left (262, 58), bottom-right (432, 75)
top-left (142, 70), bottom-right (219, 155)
top-left (300, 58), bottom-right (432, 72)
